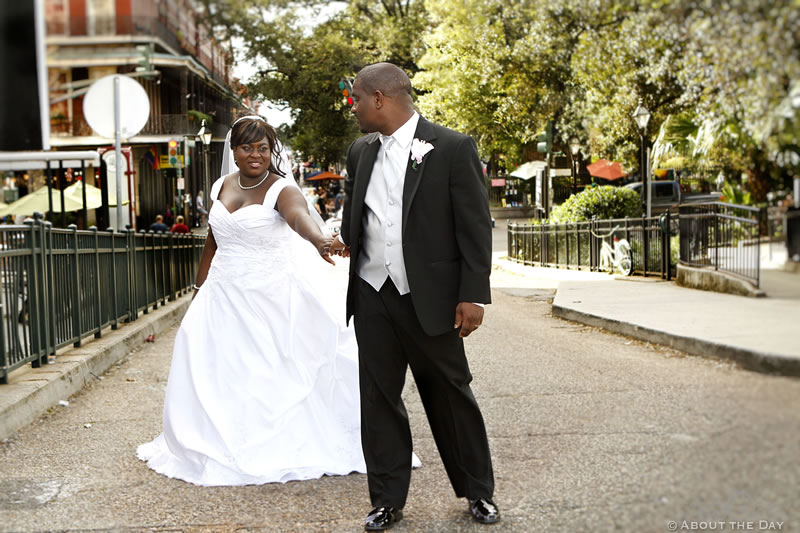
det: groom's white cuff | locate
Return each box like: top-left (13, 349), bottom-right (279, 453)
top-left (336, 234), bottom-right (346, 245)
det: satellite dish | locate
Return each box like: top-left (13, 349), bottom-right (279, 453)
top-left (83, 75), bottom-right (150, 139)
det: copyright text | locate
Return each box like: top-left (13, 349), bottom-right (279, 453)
top-left (667, 521), bottom-right (784, 531)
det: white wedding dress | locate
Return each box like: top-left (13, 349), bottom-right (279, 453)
top-left (137, 175), bottom-right (368, 486)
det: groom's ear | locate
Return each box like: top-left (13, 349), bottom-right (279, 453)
top-left (373, 90), bottom-right (385, 110)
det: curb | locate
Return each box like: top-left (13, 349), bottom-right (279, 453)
top-left (551, 303), bottom-right (800, 378)
top-left (0, 297), bottom-right (191, 442)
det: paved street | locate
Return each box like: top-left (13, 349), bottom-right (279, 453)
top-left (1, 249), bottom-right (799, 532)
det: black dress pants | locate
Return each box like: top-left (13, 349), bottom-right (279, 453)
top-left (354, 277), bottom-right (495, 508)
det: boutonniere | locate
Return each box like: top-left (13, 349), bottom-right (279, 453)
top-left (410, 138), bottom-right (434, 170)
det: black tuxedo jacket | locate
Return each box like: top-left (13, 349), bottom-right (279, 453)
top-left (342, 116), bottom-right (492, 336)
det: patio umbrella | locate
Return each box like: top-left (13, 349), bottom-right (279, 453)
top-left (304, 171), bottom-right (345, 181)
top-left (63, 180), bottom-right (123, 209)
top-left (509, 160), bottom-right (546, 180)
top-left (0, 182), bottom-right (121, 217)
top-left (587, 159), bottom-right (627, 181)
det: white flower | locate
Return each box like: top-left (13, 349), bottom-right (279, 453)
top-left (410, 138), bottom-right (434, 169)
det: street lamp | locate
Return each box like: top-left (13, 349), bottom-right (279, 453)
top-left (570, 139), bottom-right (581, 195)
top-left (197, 119), bottom-right (213, 226)
top-left (632, 100), bottom-right (651, 217)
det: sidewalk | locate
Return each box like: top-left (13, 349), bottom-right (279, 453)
top-left (491, 252), bottom-right (800, 377)
top-left (0, 299), bottom-right (191, 442)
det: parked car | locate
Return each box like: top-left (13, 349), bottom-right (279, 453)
top-left (625, 181), bottom-right (681, 206)
top-left (625, 180), bottom-right (723, 214)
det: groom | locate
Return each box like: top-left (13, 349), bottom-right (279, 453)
top-left (331, 62), bottom-right (499, 530)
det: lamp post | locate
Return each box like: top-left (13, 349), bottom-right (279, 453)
top-left (197, 119), bottom-right (212, 224)
top-left (570, 139), bottom-right (580, 195)
top-left (632, 100), bottom-right (651, 217)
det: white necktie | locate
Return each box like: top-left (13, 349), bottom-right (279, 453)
top-left (380, 135), bottom-right (397, 190)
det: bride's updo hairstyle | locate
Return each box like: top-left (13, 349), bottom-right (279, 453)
top-left (230, 116), bottom-right (285, 177)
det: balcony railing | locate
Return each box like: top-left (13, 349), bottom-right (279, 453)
top-left (47, 15), bottom-right (231, 83)
top-left (51, 114), bottom-right (230, 139)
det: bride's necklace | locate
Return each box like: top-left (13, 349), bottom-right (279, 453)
top-left (238, 170), bottom-right (270, 190)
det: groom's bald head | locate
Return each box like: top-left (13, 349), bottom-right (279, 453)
top-left (350, 62), bottom-right (415, 135)
top-left (356, 63), bottom-right (413, 106)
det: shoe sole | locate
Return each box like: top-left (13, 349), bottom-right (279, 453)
top-left (471, 511), bottom-right (500, 524)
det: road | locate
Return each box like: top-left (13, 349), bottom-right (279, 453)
top-left (1, 226), bottom-right (798, 532)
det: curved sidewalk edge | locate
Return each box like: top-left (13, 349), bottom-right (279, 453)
top-left (551, 303), bottom-right (800, 378)
top-left (0, 297), bottom-right (191, 442)
top-left (492, 254), bottom-right (800, 378)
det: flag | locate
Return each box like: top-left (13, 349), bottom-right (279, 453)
top-left (145, 145), bottom-right (159, 170)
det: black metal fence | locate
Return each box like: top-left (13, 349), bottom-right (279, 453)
top-left (679, 202), bottom-right (763, 287)
top-left (507, 214), bottom-right (675, 279)
top-left (0, 216), bottom-right (206, 384)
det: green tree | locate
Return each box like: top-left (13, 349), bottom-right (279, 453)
top-left (197, 0), bottom-right (430, 168)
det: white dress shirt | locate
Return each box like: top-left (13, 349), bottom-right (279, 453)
top-left (356, 112), bottom-right (420, 295)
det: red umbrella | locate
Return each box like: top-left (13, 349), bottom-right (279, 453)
top-left (587, 159), bottom-right (627, 181)
top-left (304, 170), bottom-right (345, 181)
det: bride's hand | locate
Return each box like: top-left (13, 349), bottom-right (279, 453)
top-left (316, 236), bottom-right (336, 266)
top-left (330, 236), bottom-right (350, 257)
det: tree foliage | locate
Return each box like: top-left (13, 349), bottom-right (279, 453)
top-left (197, 0), bottom-right (800, 196)
top-left (197, 0), bottom-right (430, 168)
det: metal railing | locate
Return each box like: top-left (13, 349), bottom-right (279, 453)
top-left (507, 214), bottom-right (674, 279)
top-left (0, 215), bottom-right (206, 384)
top-left (679, 202), bottom-right (763, 287)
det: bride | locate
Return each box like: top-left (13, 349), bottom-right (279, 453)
top-left (137, 115), bottom-right (368, 485)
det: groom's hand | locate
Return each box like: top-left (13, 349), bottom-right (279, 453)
top-left (455, 302), bottom-right (484, 338)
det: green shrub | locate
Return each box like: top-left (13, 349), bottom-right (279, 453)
top-left (549, 185), bottom-right (641, 223)
top-left (720, 181), bottom-right (751, 205)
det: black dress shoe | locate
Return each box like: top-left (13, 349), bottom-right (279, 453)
top-left (469, 498), bottom-right (500, 524)
top-left (365, 506), bottom-right (403, 531)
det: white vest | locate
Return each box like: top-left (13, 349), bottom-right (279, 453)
top-left (357, 114), bottom-right (419, 294)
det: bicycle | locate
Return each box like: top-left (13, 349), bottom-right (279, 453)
top-left (594, 226), bottom-right (633, 276)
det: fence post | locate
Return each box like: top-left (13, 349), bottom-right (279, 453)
top-left (91, 226), bottom-right (102, 338)
top-left (555, 224), bottom-right (560, 267)
top-left (168, 233), bottom-right (176, 302)
top-left (44, 220), bottom-right (56, 362)
top-left (26, 215), bottom-right (46, 367)
top-left (507, 223), bottom-right (512, 261)
top-left (125, 230), bottom-right (135, 322)
top-left (757, 208), bottom-right (764, 287)
top-left (160, 234), bottom-right (168, 306)
top-left (589, 217), bottom-right (595, 272)
top-left (151, 231), bottom-right (160, 310)
top-left (642, 214), bottom-right (649, 276)
top-left (713, 204), bottom-right (719, 271)
top-left (24, 218), bottom-right (39, 366)
top-left (538, 225), bottom-right (544, 267)
top-left (106, 228), bottom-right (119, 330)
top-left (664, 212), bottom-right (671, 281)
top-left (69, 224), bottom-right (82, 347)
top-left (0, 298), bottom-right (6, 384)
top-left (141, 231), bottom-right (150, 314)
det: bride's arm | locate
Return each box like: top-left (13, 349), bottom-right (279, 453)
top-left (276, 186), bottom-right (335, 265)
top-left (192, 228), bottom-right (217, 299)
